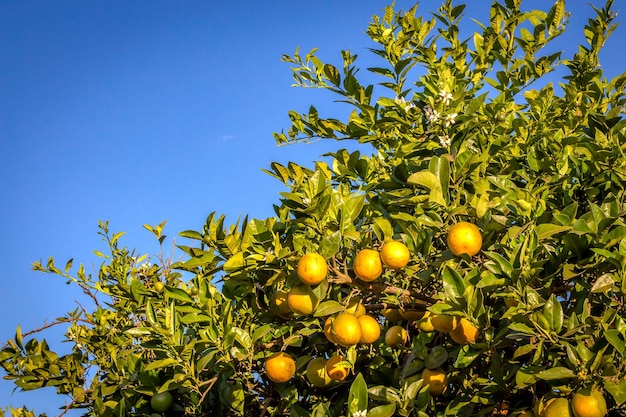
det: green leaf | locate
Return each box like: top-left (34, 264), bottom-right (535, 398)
top-left (144, 358), bottom-right (179, 371)
top-left (604, 379), bottom-right (626, 406)
top-left (367, 404), bottom-right (396, 417)
top-left (543, 294), bottom-right (563, 333)
top-left (535, 223), bottom-right (571, 240)
top-left (605, 330), bottom-right (626, 355)
top-left (534, 366), bottom-right (576, 380)
top-left (164, 286), bottom-right (193, 304)
top-left (441, 266), bottom-right (465, 301)
top-left (406, 171), bottom-right (446, 206)
top-left (348, 373), bottom-right (368, 416)
top-left (313, 300), bottom-right (344, 317)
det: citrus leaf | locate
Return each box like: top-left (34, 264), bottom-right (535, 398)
top-left (348, 373), bottom-right (368, 415)
top-left (313, 300), bottom-right (344, 317)
top-left (604, 379), bottom-right (626, 406)
top-left (534, 366), bottom-right (576, 380)
top-left (367, 403), bottom-right (396, 417)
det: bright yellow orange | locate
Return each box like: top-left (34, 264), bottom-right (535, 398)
top-left (326, 355), bottom-right (349, 381)
top-left (571, 387), bottom-right (607, 417)
top-left (431, 314), bottom-right (459, 333)
top-left (447, 221), bottom-right (482, 257)
top-left (297, 253), bottom-right (328, 285)
top-left (417, 311), bottom-right (435, 332)
top-left (380, 241), bottom-right (410, 270)
top-left (305, 357), bottom-right (332, 388)
top-left (264, 352), bottom-right (296, 383)
top-left (385, 325), bottom-right (408, 348)
top-left (287, 284), bottom-right (319, 315)
top-left (323, 316), bottom-right (337, 344)
top-left (449, 318), bottom-right (479, 344)
top-left (353, 249), bottom-right (383, 282)
top-left (273, 289), bottom-right (292, 317)
top-left (543, 398), bottom-right (573, 417)
top-left (421, 367), bottom-right (448, 396)
top-left (331, 312), bottom-right (362, 347)
top-left (358, 314), bottom-right (381, 344)
top-left (345, 297), bottom-right (366, 317)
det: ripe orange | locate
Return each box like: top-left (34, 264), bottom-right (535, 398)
top-left (353, 249), bottom-right (383, 282)
top-left (326, 355), bottom-right (349, 381)
top-left (385, 325), bottom-right (408, 348)
top-left (447, 221), bottom-right (482, 257)
top-left (323, 316), bottom-right (338, 344)
top-left (287, 284), bottom-right (319, 315)
top-left (543, 397), bottom-right (573, 417)
top-left (380, 241), bottom-right (410, 270)
top-left (345, 297), bottom-right (366, 317)
top-left (421, 367), bottom-right (448, 396)
top-left (332, 312), bottom-right (362, 347)
top-left (431, 314), bottom-right (459, 333)
top-left (449, 318), bottom-right (479, 344)
top-left (305, 357), bottom-right (332, 388)
top-left (358, 314), bottom-right (381, 344)
top-left (382, 308), bottom-right (404, 322)
top-left (417, 311), bottom-right (435, 332)
top-left (150, 391), bottom-right (174, 412)
top-left (273, 289), bottom-right (292, 317)
top-left (264, 352), bottom-right (296, 383)
top-left (297, 253), bottom-right (328, 285)
top-left (399, 308), bottom-right (425, 322)
top-left (571, 387), bottom-right (607, 417)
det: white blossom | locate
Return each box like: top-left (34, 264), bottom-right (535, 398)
top-left (302, 197), bottom-right (311, 206)
top-left (439, 89), bottom-right (453, 105)
top-left (353, 411), bottom-right (367, 417)
top-left (424, 105), bottom-right (440, 124)
top-left (395, 96), bottom-right (416, 112)
top-left (439, 135), bottom-right (451, 148)
top-left (444, 112), bottom-right (458, 127)
top-left (466, 138), bottom-right (480, 153)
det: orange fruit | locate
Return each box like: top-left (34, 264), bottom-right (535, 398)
top-left (326, 355), bottom-right (349, 381)
top-left (534, 397), bottom-right (556, 417)
top-left (421, 367), bottom-right (448, 396)
top-left (287, 284), bottom-right (319, 315)
top-left (380, 241), bottom-right (410, 269)
top-left (358, 314), bottom-right (381, 344)
top-left (417, 311), bottom-right (435, 332)
top-left (273, 289), bottom-right (292, 317)
top-left (353, 249), bottom-right (383, 282)
top-left (571, 387), bottom-right (607, 417)
top-left (399, 308), bottom-right (425, 322)
top-left (297, 253), bottom-right (328, 285)
top-left (385, 325), bottom-right (408, 347)
top-left (382, 308), bottom-right (404, 322)
top-left (431, 314), bottom-right (459, 333)
top-left (150, 391), bottom-right (174, 412)
top-left (345, 297), bottom-right (366, 317)
top-left (543, 398), bottom-right (573, 417)
top-left (264, 352), bottom-right (296, 383)
top-left (447, 221), bottom-right (482, 257)
top-left (332, 312), bottom-right (362, 347)
top-left (323, 316), bottom-right (338, 344)
top-left (305, 357), bottom-right (332, 388)
top-left (449, 318), bottom-right (479, 344)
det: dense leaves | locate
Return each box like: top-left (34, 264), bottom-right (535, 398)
top-left (2, 1), bottom-right (625, 416)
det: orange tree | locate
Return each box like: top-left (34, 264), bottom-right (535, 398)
top-left (1, 1), bottom-right (625, 416)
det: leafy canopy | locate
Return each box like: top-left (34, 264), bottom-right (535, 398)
top-left (1, 1), bottom-right (625, 416)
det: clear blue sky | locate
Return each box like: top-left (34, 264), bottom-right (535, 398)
top-left (1, 0), bottom-right (623, 414)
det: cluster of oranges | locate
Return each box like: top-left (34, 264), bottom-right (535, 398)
top-left (264, 221), bottom-right (485, 393)
top-left (534, 387), bottom-right (607, 417)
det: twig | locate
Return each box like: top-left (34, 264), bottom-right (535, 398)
top-left (57, 389), bottom-right (93, 417)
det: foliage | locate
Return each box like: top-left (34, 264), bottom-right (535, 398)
top-left (2, 1), bottom-right (625, 416)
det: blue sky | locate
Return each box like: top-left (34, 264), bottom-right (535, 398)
top-left (0, 0), bottom-right (623, 414)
